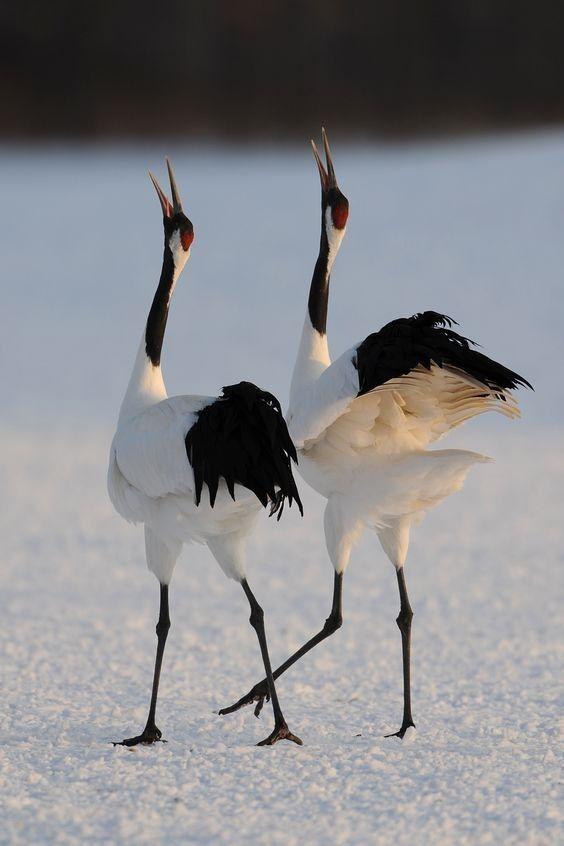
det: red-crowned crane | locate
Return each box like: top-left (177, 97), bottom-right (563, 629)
top-left (108, 161), bottom-right (303, 747)
top-left (220, 131), bottom-right (531, 738)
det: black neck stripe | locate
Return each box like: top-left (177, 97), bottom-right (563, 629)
top-left (308, 226), bottom-right (330, 335)
top-left (145, 243), bottom-right (175, 366)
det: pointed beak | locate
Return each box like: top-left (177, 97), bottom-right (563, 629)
top-left (166, 158), bottom-right (183, 215)
top-left (148, 158), bottom-right (184, 218)
top-left (310, 127), bottom-right (337, 192)
top-left (149, 171), bottom-right (172, 218)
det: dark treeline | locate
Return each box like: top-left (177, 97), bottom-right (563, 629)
top-left (2, 0), bottom-right (563, 139)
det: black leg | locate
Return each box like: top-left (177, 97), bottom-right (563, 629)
top-left (114, 584), bottom-right (171, 747)
top-left (385, 567), bottom-right (415, 739)
top-left (220, 572), bottom-right (343, 717)
top-left (241, 579), bottom-right (302, 746)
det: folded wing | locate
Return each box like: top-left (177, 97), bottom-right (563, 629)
top-left (186, 382), bottom-right (303, 517)
top-left (113, 395), bottom-right (213, 500)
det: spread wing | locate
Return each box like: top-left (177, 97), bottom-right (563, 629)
top-left (289, 312), bottom-right (531, 456)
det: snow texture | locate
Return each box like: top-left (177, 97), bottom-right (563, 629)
top-left (1, 132), bottom-right (563, 844)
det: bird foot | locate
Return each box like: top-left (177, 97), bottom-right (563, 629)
top-left (218, 682), bottom-right (270, 718)
top-left (385, 721), bottom-right (415, 740)
top-left (113, 724), bottom-right (166, 747)
top-left (257, 721), bottom-right (303, 747)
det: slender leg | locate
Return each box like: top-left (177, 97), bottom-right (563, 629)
top-left (385, 567), bottom-right (415, 738)
top-left (220, 572), bottom-right (343, 717)
top-left (114, 584), bottom-right (171, 747)
top-left (240, 579), bottom-right (302, 746)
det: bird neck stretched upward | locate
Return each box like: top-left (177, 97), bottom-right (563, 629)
top-left (145, 244), bottom-right (177, 368)
top-left (119, 242), bottom-right (181, 422)
top-left (308, 228), bottom-right (332, 336)
top-left (290, 219), bottom-right (341, 402)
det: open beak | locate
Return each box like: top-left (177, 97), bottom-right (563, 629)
top-left (148, 158), bottom-right (184, 218)
top-left (310, 127), bottom-right (337, 192)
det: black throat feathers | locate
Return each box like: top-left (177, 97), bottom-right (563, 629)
top-left (145, 244), bottom-right (175, 367)
top-left (308, 226), bottom-right (330, 335)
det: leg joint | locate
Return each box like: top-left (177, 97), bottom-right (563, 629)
top-left (323, 609), bottom-right (343, 634)
top-left (156, 616), bottom-right (171, 639)
top-left (396, 607), bottom-right (413, 632)
top-left (249, 603), bottom-right (264, 631)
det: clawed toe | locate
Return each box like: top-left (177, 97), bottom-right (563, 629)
top-left (385, 722), bottom-right (415, 740)
top-left (257, 722), bottom-right (303, 747)
top-left (113, 726), bottom-right (166, 747)
top-left (218, 684), bottom-right (269, 717)
top-left (253, 694), bottom-right (268, 717)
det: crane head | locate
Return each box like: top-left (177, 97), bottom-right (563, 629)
top-left (149, 159), bottom-right (194, 269)
top-left (310, 128), bottom-right (349, 232)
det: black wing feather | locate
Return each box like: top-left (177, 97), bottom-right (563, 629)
top-left (185, 382), bottom-right (303, 518)
top-left (355, 311), bottom-right (532, 396)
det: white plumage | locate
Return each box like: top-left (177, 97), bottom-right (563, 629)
top-left (288, 353), bottom-right (513, 570)
top-left (285, 132), bottom-right (527, 577)
top-left (219, 130), bottom-right (530, 737)
top-left (108, 160), bottom-right (302, 747)
top-left (109, 393), bottom-right (261, 579)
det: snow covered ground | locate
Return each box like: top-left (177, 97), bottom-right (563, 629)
top-left (1, 131), bottom-right (563, 843)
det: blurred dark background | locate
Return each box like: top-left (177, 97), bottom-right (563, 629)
top-left (2, 0), bottom-right (563, 140)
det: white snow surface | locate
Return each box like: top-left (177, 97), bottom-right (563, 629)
top-left (1, 132), bottom-right (563, 844)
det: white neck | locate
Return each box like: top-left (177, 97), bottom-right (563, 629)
top-left (289, 315), bottom-right (331, 407)
top-left (118, 335), bottom-right (168, 423)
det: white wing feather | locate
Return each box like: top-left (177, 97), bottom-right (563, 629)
top-left (112, 394), bottom-right (214, 499)
top-left (290, 348), bottom-right (521, 459)
top-left (288, 345), bottom-right (360, 449)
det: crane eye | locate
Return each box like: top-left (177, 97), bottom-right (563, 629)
top-left (181, 230), bottom-right (194, 251)
top-left (331, 201), bottom-right (349, 230)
